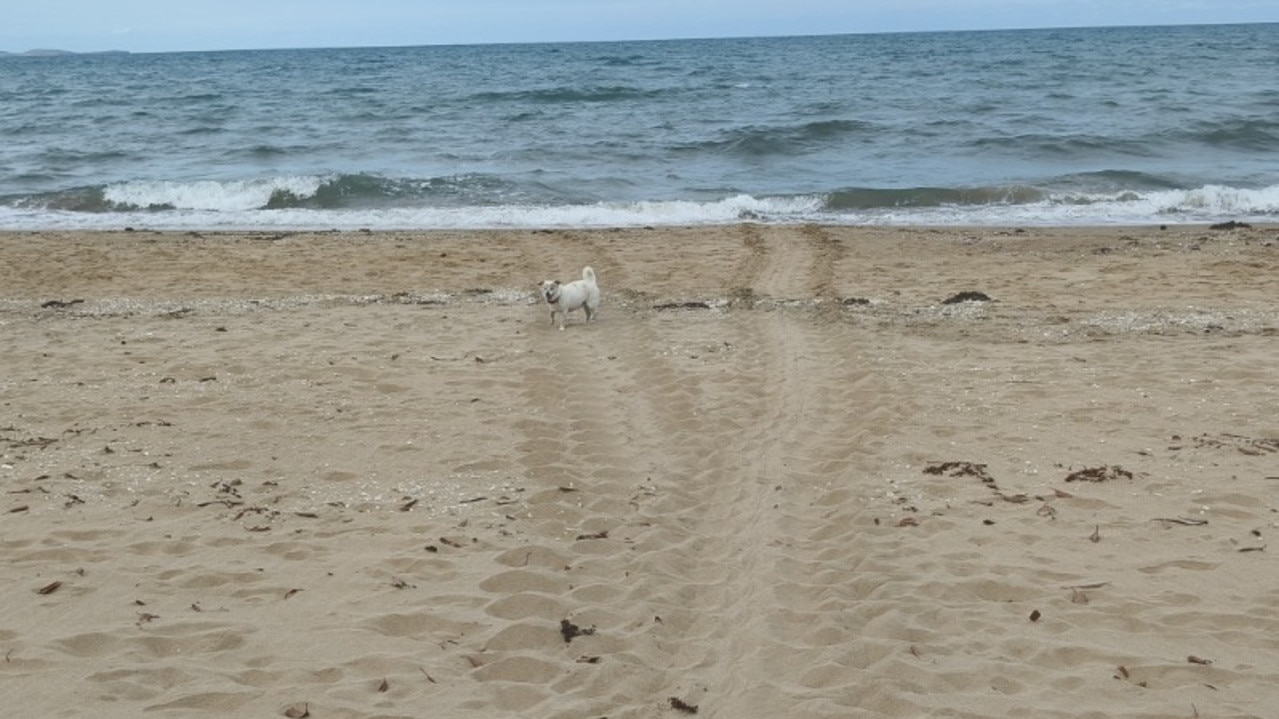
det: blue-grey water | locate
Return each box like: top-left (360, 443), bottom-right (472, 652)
top-left (2, 23), bottom-right (1277, 229)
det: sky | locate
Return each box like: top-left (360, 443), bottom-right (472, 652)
top-left (4, 0), bottom-right (1278, 53)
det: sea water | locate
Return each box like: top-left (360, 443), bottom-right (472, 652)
top-left (2, 23), bottom-right (1277, 229)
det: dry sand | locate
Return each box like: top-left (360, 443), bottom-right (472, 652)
top-left (2, 224), bottom-right (1278, 718)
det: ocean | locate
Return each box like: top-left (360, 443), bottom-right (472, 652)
top-left (2, 23), bottom-right (1277, 230)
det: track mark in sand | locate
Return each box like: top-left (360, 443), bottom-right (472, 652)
top-left (466, 271), bottom-right (712, 714)
top-left (695, 310), bottom-right (903, 716)
top-left (730, 224), bottom-right (845, 303)
top-left (799, 223), bottom-right (844, 303)
top-left (729, 224), bottom-right (769, 298)
top-left (464, 227), bottom-right (908, 716)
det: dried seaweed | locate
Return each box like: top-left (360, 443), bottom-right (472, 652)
top-left (941, 291), bottom-right (993, 304)
top-left (654, 301), bottom-right (711, 311)
top-left (560, 618), bottom-right (596, 643)
top-left (669, 697), bottom-right (699, 714)
top-left (1064, 465), bottom-right (1133, 483)
top-left (40, 299), bottom-right (85, 309)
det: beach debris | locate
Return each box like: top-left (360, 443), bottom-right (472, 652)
top-left (1064, 465), bottom-right (1133, 483)
top-left (924, 461), bottom-right (996, 486)
top-left (8, 505), bottom-right (29, 513)
top-left (576, 655), bottom-right (602, 664)
top-left (377, 678), bottom-right (390, 692)
top-left (1065, 581), bottom-right (1111, 592)
top-left (560, 618), bottom-right (596, 643)
top-left (1187, 655), bottom-right (1213, 665)
top-left (136, 612), bottom-right (160, 626)
top-left (7, 436), bottom-right (57, 449)
top-left (1209, 220), bottom-right (1251, 230)
top-left (234, 505), bottom-right (273, 522)
top-left (283, 703), bottom-right (310, 718)
top-left (925, 460), bottom-right (1037, 507)
top-left (1029, 609), bottom-right (1042, 622)
top-left (897, 516), bottom-right (920, 527)
top-left (197, 499), bottom-right (244, 509)
top-left (1070, 588), bottom-right (1090, 605)
top-left (1089, 525), bottom-right (1101, 543)
top-left (576, 529), bottom-right (609, 540)
top-left (941, 291), bottom-right (993, 304)
top-left (36, 581), bottom-right (62, 595)
top-left (1153, 517), bottom-right (1208, 527)
top-left (40, 299), bottom-right (85, 309)
top-left (1169, 433), bottom-right (1279, 455)
top-left (213, 479), bottom-right (243, 496)
top-left (653, 301), bottom-right (712, 311)
top-left (669, 697), bottom-right (699, 714)
top-left (1113, 664), bottom-right (1148, 687)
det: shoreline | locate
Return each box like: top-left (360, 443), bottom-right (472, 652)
top-left (4, 223), bottom-right (1278, 717)
top-left (4, 224), bottom-right (1278, 337)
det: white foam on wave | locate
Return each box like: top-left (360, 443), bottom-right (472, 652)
top-left (1152, 184), bottom-right (1279, 215)
top-left (860, 184), bottom-right (1279, 226)
top-left (102, 176), bottom-right (327, 211)
top-left (0, 193), bottom-right (826, 231)
top-left (1, 185), bottom-right (1274, 231)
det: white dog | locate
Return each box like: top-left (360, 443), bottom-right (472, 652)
top-left (540, 266), bottom-right (600, 330)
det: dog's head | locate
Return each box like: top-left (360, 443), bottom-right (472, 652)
top-left (540, 280), bottom-right (561, 305)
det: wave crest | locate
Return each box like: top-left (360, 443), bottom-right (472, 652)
top-left (103, 176), bottom-right (327, 211)
top-left (4, 173), bottom-right (1277, 230)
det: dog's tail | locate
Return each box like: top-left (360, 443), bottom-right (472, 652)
top-left (582, 266), bottom-right (596, 284)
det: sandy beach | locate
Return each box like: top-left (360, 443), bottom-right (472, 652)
top-left (2, 224), bottom-right (1278, 718)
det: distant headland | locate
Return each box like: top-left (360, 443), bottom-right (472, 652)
top-left (0, 49), bottom-right (131, 57)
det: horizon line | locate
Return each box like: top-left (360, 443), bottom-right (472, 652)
top-left (3, 19), bottom-right (1274, 56)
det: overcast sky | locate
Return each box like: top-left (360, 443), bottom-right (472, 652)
top-left (5, 0), bottom-right (1277, 53)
